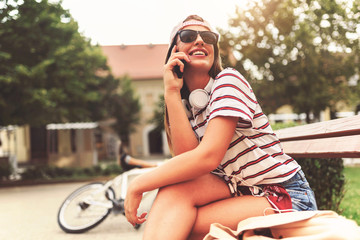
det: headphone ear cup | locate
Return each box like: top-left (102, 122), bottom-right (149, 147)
top-left (189, 89), bottom-right (209, 110)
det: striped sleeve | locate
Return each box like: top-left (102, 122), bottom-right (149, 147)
top-left (208, 68), bottom-right (257, 128)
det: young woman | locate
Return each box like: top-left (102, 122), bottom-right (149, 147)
top-left (124, 15), bottom-right (317, 240)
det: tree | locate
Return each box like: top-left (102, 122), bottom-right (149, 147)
top-left (149, 94), bottom-right (165, 133)
top-left (220, 0), bottom-right (360, 122)
top-left (0, 0), bottom-right (113, 126)
top-left (109, 76), bottom-right (141, 148)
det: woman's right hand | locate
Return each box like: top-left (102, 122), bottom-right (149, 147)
top-left (124, 179), bottom-right (147, 227)
top-left (163, 45), bottom-right (198, 155)
top-left (163, 45), bottom-right (190, 94)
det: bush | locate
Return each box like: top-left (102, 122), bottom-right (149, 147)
top-left (102, 164), bottom-right (123, 176)
top-left (297, 158), bottom-right (345, 212)
top-left (20, 164), bottom-right (124, 181)
top-left (271, 121), bottom-right (301, 130)
top-left (21, 166), bottom-right (42, 180)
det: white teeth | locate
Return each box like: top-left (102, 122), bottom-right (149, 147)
top-left (193, 51), bottom-right (205, 56)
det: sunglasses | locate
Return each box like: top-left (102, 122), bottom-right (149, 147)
top-left (177, 29), bottom-right (219, 45)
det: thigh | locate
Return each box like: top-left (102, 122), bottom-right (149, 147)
top-left (191, 195), bottom-right (274, 238)
top-left (155, 173), bottom-right (232, 207)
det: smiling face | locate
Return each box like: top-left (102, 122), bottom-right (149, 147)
top-left (176, 25), bottom-right (215, 75)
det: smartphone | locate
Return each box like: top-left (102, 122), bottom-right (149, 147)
top-left (174, 59), bottom-right (186, 78)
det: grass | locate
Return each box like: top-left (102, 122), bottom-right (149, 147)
top-left (339, 167), bottom-right (360, 225)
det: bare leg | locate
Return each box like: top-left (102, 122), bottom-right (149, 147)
top-left (118, 152), bottom-right (158, 169)
top-left (142, 173), bottom-right (232, 240)
top-left (118, 144), bottom-right (156, 168)
top-left (188, 195), bottom-right (275, 240)
top-left (127, 157), bottom-right (157, 168)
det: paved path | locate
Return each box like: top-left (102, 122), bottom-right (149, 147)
top-left (0, 181), bottom-right (153, 240)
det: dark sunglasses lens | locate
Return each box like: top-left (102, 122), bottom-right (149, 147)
top-left (179, 30), bottom-right (218, 44)
top-left (179, 30), bottom-right (197, 43)
top-left (200, 32), bottom-right (218, 44)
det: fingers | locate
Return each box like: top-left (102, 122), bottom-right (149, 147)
top-left (163, 45), bottom-right (190, 91)
top-left (138, 212), bottom-right (147, 223)
top-left (124, 190), bottom-right (147, 226)
top-left (173, 45), bottom-right (191, 62)
top-left (125, 210), bottom-right (147, 226)
top-left (174, 58), bottom-right (186, 73)
top-left (168, 45), bottom-right (190, 69)
top-left (171, 44), bottom-right (177, 54)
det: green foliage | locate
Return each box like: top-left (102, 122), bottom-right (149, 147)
top-left (220, 0), bottom-right (360, 121)
top-left (149, 94), bottom-right (165, 132)
top-left (0, 0), bottom-right (141, 143)
top-left (0, 0), bottom-right (118, 126)
top-left (19, 164), bottom-right (124, 181)
top-left (340, 167), bottom-right (360, 224)
top-left (101, 164), bottom-right (124, 176)
top-left (109, 76), bottom-right (141, 146)
top-left (297, 158), bottom-right (345, 212)
top-left (270, 121), bottom-right (301, 130)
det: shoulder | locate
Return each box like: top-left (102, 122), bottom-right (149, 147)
top-left (217, 67), bottom-right (241, 76)
top-left (215, 68), bottom-right (253, 91)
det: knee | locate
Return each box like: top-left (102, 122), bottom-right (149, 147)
top-left (157, 184), bottom-right (188, 200)
top-left (156, 182), bottom-right (197, 205)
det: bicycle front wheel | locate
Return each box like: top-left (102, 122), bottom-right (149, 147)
top-left (57, 182), bottom-right (115, 233)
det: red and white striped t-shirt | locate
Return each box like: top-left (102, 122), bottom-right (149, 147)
top-left (189, 68), bottom-right (300, 195)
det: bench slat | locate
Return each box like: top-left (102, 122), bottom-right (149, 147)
top-left (280, 135), bottom-right (360, 159)
top-left (275, 115), bottom-right (360, 141)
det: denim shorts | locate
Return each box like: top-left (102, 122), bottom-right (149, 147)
top-left (279, 170), bottom-right (318, 211)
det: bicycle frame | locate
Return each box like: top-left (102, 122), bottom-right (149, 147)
top-left (84, 167), bottom-right (156, 205)
top-left (116, 167), bottom-right (156, 199)
top-left (57, 165), bottom-right (160, 233)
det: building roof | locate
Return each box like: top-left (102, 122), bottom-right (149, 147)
top-left (101, 44), bottom-right (169, 80)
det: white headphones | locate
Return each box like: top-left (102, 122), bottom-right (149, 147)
top-left (182, 78), bottom-right (214, 118)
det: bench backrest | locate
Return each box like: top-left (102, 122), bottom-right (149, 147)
top-left (274, 115), bottom-right (360, 158)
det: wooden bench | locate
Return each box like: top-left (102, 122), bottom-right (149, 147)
top-left (274, 114), bottom-right (360, 159)
top-left (204, 115), bottom-right (360, 240)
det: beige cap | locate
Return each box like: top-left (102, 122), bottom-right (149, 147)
top-left (169, 19), bottom-right (214, 44)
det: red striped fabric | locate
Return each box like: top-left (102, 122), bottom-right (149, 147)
top-left (188, 68), bottom-right (300, 195)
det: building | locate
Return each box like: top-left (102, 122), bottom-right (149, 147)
top-left (46, 122), bottom-right (99, 167)
top-left (0, 44), bottom-right (170, 174)
top-left (101, 44), bottom-right (170, 157)
top-left (0, 123), bottom-right (103, 168)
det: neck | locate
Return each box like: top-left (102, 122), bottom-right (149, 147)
top-left (183, 71), bottom-right (210, 92)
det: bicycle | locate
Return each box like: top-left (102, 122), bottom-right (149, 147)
top-left (57, 166), bottom-right (158, 233)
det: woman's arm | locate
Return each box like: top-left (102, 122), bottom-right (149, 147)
top-left (165, 92), bottom-right (199, 155)
top-left (163, 46), bottom-right (198, 155)
top-left (124, 116), bottom-right (238, 226)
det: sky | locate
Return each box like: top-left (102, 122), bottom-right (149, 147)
top-left (60, 0), bottom-right (247, 46)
